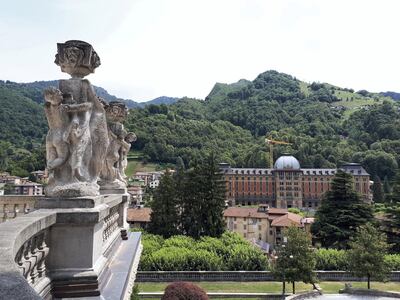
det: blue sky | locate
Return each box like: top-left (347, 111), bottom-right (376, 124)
top-left (1, 0), bottom-right (399, 101)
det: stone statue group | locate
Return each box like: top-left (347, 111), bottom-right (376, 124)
top-left (44, 40), bottom-right (136, 197)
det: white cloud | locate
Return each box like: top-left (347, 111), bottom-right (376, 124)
top-left (0, 0), bottom-right (399, 101)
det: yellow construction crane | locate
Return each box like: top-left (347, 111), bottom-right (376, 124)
top-left (265, 137), bottom-right (292, 168)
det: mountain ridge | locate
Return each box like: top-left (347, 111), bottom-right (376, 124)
top-left (0, 79), bottom-right (178, 108)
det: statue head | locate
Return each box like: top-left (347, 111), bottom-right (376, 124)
top-left (44, 87), bottom-right (63, 105)
top-left (125, 132), bottom-right (137, 143)
top-left (105, 101), bottom-right (128, 123)
top-left (55, 40), bottom-right (101, 78)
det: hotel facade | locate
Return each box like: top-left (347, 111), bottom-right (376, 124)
top-left (220, 155), bottom-right (371, 209)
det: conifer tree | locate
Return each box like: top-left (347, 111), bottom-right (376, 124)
top-left (383, 175), bottom-right (392, 199)
top-left (181, 166), bottom-right (204, 238)
top-left (311, 170), bottom-right (374, 249)
top-left (148, 170), bottom-right (180, 238)
top-left (389, 171), bottom-right (400, 203)
top-left (200, 153), bottom-right (226, 237)
top-left (372, 175), bottom-right (384, 203)
top-left (382, 203), bottom-right (400, 253)
top-left (181, 154), bottom-right (226, 238)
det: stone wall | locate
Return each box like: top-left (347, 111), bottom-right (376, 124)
top-left (0, 195), bottom-right (39, 222)
top-left (137, 271), bottom-right (400, 282)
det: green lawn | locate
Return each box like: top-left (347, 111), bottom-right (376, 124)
top-left (137, 281), bottom-right (400, 294)
top-left (332, 90), bottom-right (392, 118)
top-left (126, 161), bottom-right (161, 177)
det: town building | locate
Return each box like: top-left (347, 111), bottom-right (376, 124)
top-left (30, 170), bottom-right (48, 183)
top-left (127, 207), bottom-right (152, 229)
top-left (0, 172), bottom-right (21, 185)
top-left (220, 155), bottom-right (370, 209)
top-left (127, 185), bottom-right (144, 207)
top-left (13, 181), bottom-right (44, 196)
top-left (224, 204), bottom-right (314, 250)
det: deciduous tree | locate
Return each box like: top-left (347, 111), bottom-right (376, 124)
top-left (348, 223), bottom-right (390, 289)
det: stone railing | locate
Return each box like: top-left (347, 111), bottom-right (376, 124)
top-left (0, 195), bottom-right (38, 222)
top-left (0, 210), bottom-right (57, 299)
top-left (103, 204), bottom-right (120, 243)
top-left (16, 229), bottom-right (50, 288)
top-left (0, 193), bottom-right (142, 299)
top-left (136, 271), bottom-right (400, 282)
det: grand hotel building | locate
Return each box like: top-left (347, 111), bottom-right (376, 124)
top-left (220, 155), bottom-right (371, 209)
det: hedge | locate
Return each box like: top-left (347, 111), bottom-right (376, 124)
top-left (139, 232), bottom-right (268, 271)
top-left (315, 248), bottom-right (400, 271)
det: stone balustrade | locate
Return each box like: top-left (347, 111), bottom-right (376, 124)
top-left (0, 210), bottom-right (56, 299)
top-left (0, 193), bottom-right (142, 299)
top-left (0, 195), bottom-right (38, 222)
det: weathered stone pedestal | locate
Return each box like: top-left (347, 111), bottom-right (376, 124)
top-left (34, 194), bottom-right (130, 298)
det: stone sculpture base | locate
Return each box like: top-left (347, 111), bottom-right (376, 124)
top-left (45, 182), bottom-right (100, 198)
top-left (41, 194), bottom-right (129, 298)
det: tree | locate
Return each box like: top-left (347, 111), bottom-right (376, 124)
top-left (347, 223), bottom-right (390, 289)
top-left (181, 154), bottom-right (226, 238)
top-left (272, 226), bottom-right (317, 294)
top-left (383, 175), bottom-right (392, 194)
top-left (372, 175), bottom-right (384, 203)
top-left (148, 170), bottom-right (180, 238)
top-left (382, 204), bottom-right (400, 253)
top-left (388, 171), bottom-right (400, 203)
top-left (198, 153), bottom-right (226, 237)
top-left (311, 170), bottom-right (374, 249)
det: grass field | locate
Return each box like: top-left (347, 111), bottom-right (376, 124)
top-left (332, 90), bottom-right (392, 118)
top-left (125, 161), bottom-right (161, 177)
top-left (137, 281), bottom-right (400, 294)
top-left (125, 150), bottom-right (164, 177)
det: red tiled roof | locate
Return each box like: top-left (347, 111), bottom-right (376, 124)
top-left (127, 208), bottom-right (152, 223)
top-left (271, 212), bottom-right (303, 227)
top-left (224, 207), bottom-right (287, 219)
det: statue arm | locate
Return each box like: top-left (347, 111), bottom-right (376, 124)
top-left (83, 79), bottom-right (104, 111)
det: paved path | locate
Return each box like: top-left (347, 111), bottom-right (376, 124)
top-left (314, 295), bottom-right (395, 300)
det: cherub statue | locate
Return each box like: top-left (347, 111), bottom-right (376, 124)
top-left (117, 132), bottom-right (136, 184)
top-left (44, 87), bottom-right (94, 184)
top-left (44, 87), bottom-right (70, 183)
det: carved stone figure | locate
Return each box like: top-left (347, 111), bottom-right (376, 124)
top-left (44, 40), bottom-right (109, 197)
top-left (99, 101), bottom-right (136, 191)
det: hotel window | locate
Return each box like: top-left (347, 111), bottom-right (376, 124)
top-left (244, 225), bottom-right (247, 230)
top-left (244, 217), bottom-right (247, 221)
top-left (234, 217), bottom-right (236, 221)
top-left (244, 233), bottom-right (247, 238)
top-left (259, 234), bottom-right (262, 240)
top-left (234, 224), bottom-right (237, 229)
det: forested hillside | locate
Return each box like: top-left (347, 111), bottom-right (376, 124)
top-left (1, 71), bottom-right (399, 182)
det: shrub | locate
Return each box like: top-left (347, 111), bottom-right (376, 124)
top-left (163, 235), bottom-right (195, 249)
top-left (140, 247), bottom-right (223, 271)
top-left (130, 284), bottom-right (140, 300)
top-left (225, 244), bottom-right (268, 271)
top-left (195, 236), bottom-right (229, 258)
top-left (315, 248), bottom-right (348, 270)
top-left (139, 232), bottom-right (268, 271)
top-left (141, 234), bottom-right (164, 256)
top-left (162, 282), bottom-right (208, 300)
top-left (384, 254), bottom-right (400, 271)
